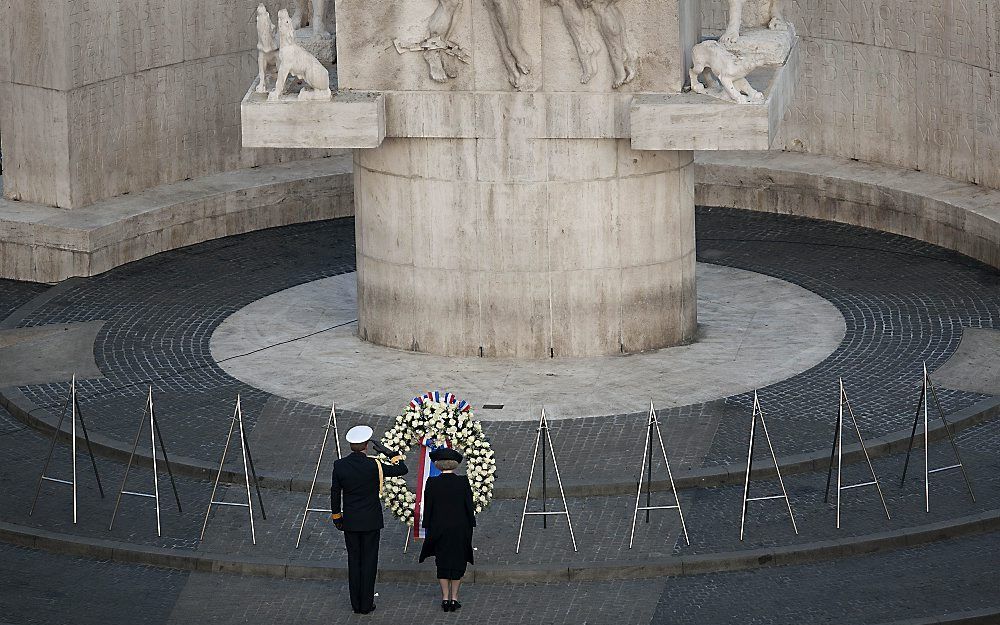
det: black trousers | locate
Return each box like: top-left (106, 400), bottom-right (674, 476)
top-left (344, 529), bottom-right (380, 613)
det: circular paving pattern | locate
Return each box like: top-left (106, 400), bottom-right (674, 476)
top-left (210, 264), bottom-right (846, 420)
top-left (4, 207), bottom-right (998, 482)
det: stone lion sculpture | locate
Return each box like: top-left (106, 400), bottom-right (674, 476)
top-left (689, 40), bottom-right (765, 104)
top-left (269, 9), bottom-right (332, 101)
top-left (720, 0), bottom-right (787, 44)
top-left (255, 4), bottom-right (279, 94)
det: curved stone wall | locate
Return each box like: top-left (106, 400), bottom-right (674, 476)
top-left (0, 0), bottom-right (330, 209)
top-left (703, 0), bottom-right (1000, 189)
top-left (355, 139), bottom-right (696, 358)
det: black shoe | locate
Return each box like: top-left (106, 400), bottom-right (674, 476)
top-left (442, 600), bottom-right (450, 612)
top-left (451, 600), bottom-right (461, 612)
top-left (359, 604), bottom-right (376, 615)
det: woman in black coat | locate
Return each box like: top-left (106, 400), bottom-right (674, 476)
top-left (419, 448), bottom-right (476, 612)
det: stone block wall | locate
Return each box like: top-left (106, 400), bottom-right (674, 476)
top-left (0, 0), bottom-right (327, 209)
top-left (703, 0), bottom-right (1000, 189)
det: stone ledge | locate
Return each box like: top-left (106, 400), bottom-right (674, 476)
top-left (242, 87), bottom-right (386, 149)
top-left (0, 155), bottom-right (354, 282)
top-left (630, 41), bottom-right (799, 152)
top-left (695, 151), bottom-right (1000, 270)
top-left (0, 510), bottom-right (997, 582)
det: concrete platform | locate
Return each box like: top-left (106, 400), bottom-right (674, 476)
top-left (210, 263), bottom-right (845, 420)
top-left (630, 43), bottom-right (799, 151)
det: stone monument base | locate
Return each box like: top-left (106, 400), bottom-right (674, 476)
top-left (354, 138), bottom-right (697, 359)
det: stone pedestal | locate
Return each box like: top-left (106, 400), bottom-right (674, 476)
top-left (242, 0), bottom-right (798, 358)
top-left (355, 138), bottom-right (695, 358)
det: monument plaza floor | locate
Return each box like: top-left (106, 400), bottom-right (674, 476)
top-left (0, 207), bottom-right (998, 624)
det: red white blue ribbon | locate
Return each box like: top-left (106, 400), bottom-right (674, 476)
top-left (413, 436), bottom-right (452, 538)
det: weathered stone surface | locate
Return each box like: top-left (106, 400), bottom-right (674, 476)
top-left (702, 0), bottom-right (1000, 190)
top-left (0, 156), bottom-right (352, 282)
top-left (243, 89), bottom-right (384, 148)
top-left (0, 0), bottom-right (331, 209)
top-left (631, 45), bottom-right (797, 150)
top-left (695, 150), bottom-right (1000, 270)
top-left (354, 138), bottom-right (697, 358)
top-left (335, 0), bottom-right (697, 94)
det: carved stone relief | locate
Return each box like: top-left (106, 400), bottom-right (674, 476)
top-left (689, 39), bottom-right (767, 103)
top-left (550, 0), bottom-right (639, 89)
top-left (720, 0), bottom-right (788, 44)
top-left (393, 0), bottom-right (471, 83)
top-left (483, 0), bottom-right (534, 89)
top-left (582, 0), bottom-right (639, 88)
top-left (547, 0), bottom-right (599, 84)
top-left (268, 9), bottom-right (333, 101)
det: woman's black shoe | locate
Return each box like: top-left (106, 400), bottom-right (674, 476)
top-left (451, 600), bottom-right (462, 612)
top-left (442, 600), bottom-right (450, 612)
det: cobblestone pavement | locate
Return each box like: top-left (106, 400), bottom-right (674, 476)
top-left (1, 532), bottom-right (997, 625)
top-left (0, 279), bottom-right (49, 321)
top-left (2, 210), bottom-right (1000, 624)
top-left (3, 209), bottom-right (997, 493)
top-left (655, 533), bottom-right (1000, 625)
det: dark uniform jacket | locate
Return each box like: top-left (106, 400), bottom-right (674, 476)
top-left (331, 451), bottom-right (408, 532)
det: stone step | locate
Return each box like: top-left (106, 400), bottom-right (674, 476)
top-left (1, 510), bottom-right (997, 583)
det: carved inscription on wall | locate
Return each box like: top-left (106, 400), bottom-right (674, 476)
top-left (119, 0), bottom-right (184, 74)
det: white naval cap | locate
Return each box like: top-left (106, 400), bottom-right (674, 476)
top-left (345, 425), bottom-right (374, 444)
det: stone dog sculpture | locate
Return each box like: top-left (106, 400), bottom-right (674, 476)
top-left (720, 0), bottom-right (787, 44)
top-left (268, 9), bottom-right (332, 101)
top-left (689, 39), bottom-right (764, 104)
top-left (255, 4), bottom-right (279, 94)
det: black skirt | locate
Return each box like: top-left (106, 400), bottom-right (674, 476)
top-left (436, 565), bottom-right (467, 580)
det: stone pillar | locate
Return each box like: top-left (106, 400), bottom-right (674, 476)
top-left (355, 138), bottom-right (695, 358)
top-left (242, 0), bottom-right (798, 359)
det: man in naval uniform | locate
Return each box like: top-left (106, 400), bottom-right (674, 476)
top-left (331, 425), bottom-right (408, 615)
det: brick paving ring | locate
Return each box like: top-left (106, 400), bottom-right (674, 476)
top-left (1, 208), bottom-right (998, 494)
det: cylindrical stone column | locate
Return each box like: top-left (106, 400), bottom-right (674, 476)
top-left (355, 137), bottom-right (695, 358)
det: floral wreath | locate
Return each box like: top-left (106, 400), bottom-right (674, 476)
top-left (378, 391), bottom-right (496, 525)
